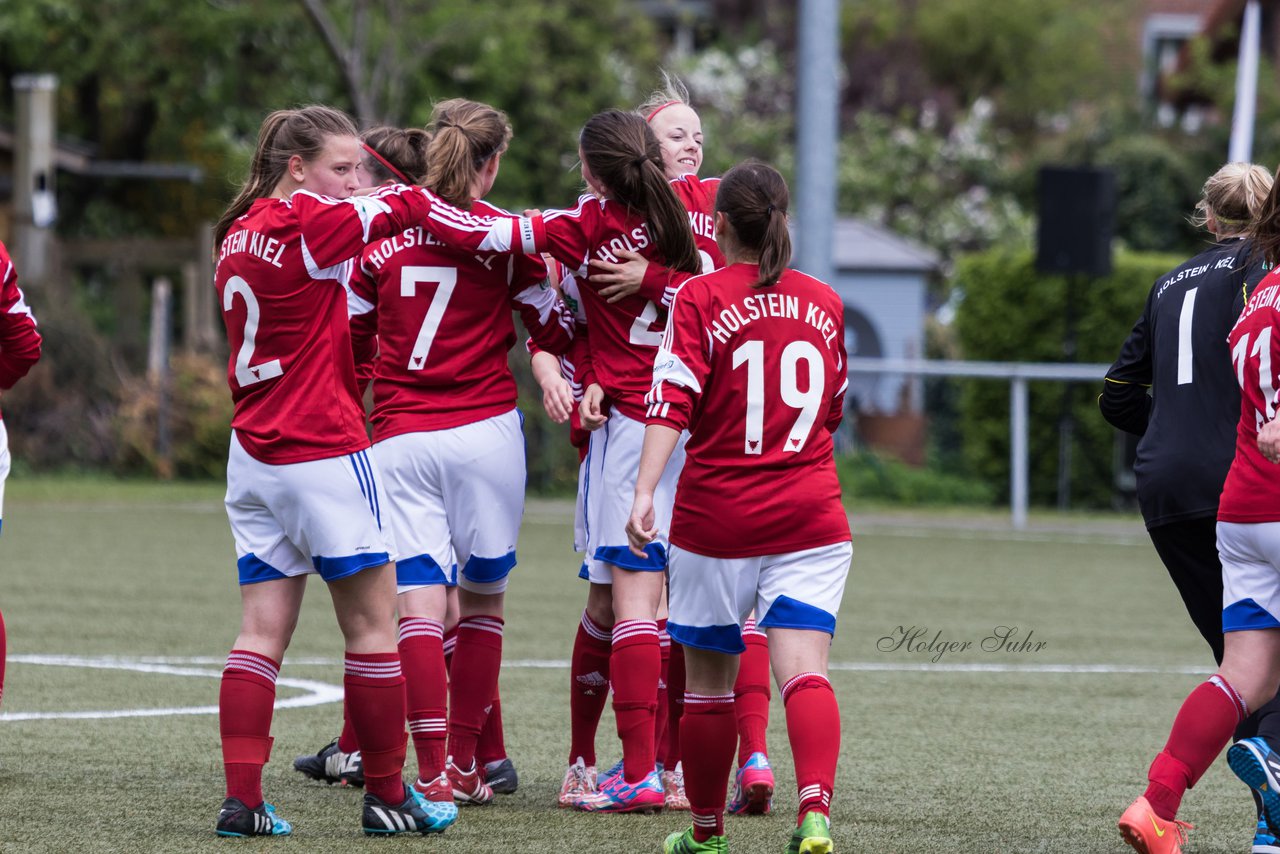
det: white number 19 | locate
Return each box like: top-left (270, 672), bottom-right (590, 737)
top-left (731, 339), bottom-right (826, 455)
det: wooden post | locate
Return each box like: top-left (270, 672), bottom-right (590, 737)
top-left (12, 73), bottom-right (58, 291)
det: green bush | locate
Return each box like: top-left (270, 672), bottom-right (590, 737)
top-left (836, 451), bottom-right (996, 506)
top-left (114, 352), bottom-right (232, 479)
top-left (952, 247), bottom-right (1184, 507)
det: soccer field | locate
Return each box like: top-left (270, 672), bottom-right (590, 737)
top-left (0, 478), bottom-right (1256, 853)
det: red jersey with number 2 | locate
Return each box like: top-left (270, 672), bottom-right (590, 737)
top-left (645, 263), bottom-right (851, 557)
top-left (1220, 273), bottom-right (1280, 522)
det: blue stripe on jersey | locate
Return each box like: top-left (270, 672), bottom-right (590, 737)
top-left (759, 595), bottom-right (837, 636)
top-left (593, 542), bottom-right (667, 572)
top-left (238, 553), bottom-right (290, 585)
top-left (667, 620), bottom-right (746, 655)
top-left (396, 553), bottom-right (457, 588)
top-left (1224, 597), bottom-right (1280, 632)
top-left (311, 551), bottom-right (389, 583)
top-left (461, 550), bottom-right (517, 584)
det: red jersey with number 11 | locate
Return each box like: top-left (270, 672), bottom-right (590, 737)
top-left (646, 264), bottom-right (851, 557)
top-left (1220, 273), bottom-right (1280, 522)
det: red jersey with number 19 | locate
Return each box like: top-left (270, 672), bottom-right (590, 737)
top-left (645, 264), bottom-right (851, 557)
top-left (539, 175), bottom-right (724, 421)
top-left (349, 198), bottom-right (574, 440)
top-left (1219, 273), bottom-right (1280, 522)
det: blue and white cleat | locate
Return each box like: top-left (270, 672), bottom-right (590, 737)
top-left (363, 784), bottom-right (454, 835)
top-left (215, 797), bottom-right (292, 837)
top-left (573, 768), bottom-right (664, 813)
top-left (596, 758), bottom-right (625, 789)
top-left (1255, 809), bottom-right (1280, 854)
top-left (1232, 738), bottom-right (1280, 836)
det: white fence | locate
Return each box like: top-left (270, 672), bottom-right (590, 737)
top-left (844, 357), bottom-right (1114, 530)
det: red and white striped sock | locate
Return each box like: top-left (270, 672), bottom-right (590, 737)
top-left (398, 617), bottom-right (447, 783)
top-left (446, 615), bottom-right (504, 772)
top-left (735, 619), bottom-right (771, 764)
top-left (337, 703), bottom-right (359, 753)
top-left (477, 694), bottom-right (507, 767)
top-left (569, 610), bottom-right (612, 766)
top-left (681, 692), bottom-right (736, 841)
top-left (654, 620), bottom-right (671, 757)
top-left (659, 642), bottom-right (685, 769)
top-left (345, 652), bottom-right (407, 805)
top-left (611, 619), bottom-right (661, 784)
top-left (219, 650), bottom-right (279, 808)
top-left (782, 671), bottom-right (839, 821)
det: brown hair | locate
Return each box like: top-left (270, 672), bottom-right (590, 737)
top-left (215, 105), bottom-right (358, 247)
top-left (716, 160), bottom-right (791, 287)
top-left (423, 99), bottom-right (512, 210)
top-left (361, 125), bottom-right (429, 186)
top-left (579, 110), bottom-right (700, 275)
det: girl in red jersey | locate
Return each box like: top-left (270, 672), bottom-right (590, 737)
top-left (1116, 170), bottom-right (1280, 854)
top-left (627, 161), bottom-right (851, 854)
top-left (0, 239), bottom-right (42, 713)
top-left (213, 105), bottom-right (537, 839)
top-left (347, 101), bottom-right (573, 808)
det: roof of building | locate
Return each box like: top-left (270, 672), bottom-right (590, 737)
top-left (829, 217), bottom-right (940, 273)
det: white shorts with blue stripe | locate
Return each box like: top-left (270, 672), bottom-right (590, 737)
top-left (667, 540), bottom-right (853, 654)
top-left (1219, 521), bottom-right (1280, 632)
top-left (374, 409), bottom-right (525, 595)
top-left (224, 431), bottom-right (397, 585)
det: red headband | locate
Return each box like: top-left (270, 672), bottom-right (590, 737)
top-left (361, 142), bottom-right (410, 185)
top-left (646, 101), bottom-right (682, 123)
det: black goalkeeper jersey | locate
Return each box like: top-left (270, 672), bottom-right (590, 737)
top-left (1101, 238), bottom-right (1266, 529)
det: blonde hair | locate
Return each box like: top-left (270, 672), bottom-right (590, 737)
top-left (637, 70), bottom-right (691, 120)
top-left (1195, 162), bottom-right (1272, 235)
top-left (423, 99), bottom-right (512, 210)
top-left (215, 105), bottom-right (357, 247)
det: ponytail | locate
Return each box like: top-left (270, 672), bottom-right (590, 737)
top-left (424, 99), bottom-right (512, 210)
top-left (716, 160), bottom-right (791, 288)
top-left (579, 110), bottom-right (700, 275)
top-left (361, 126), bottom-right (429, 186)
top-left (216, 105), bottom-right (358, 247)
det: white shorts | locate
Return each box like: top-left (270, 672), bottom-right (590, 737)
top-left (1218, 521), bottom-right (1280, 632)
top-left (575, 453), bottom-right (590, 581)
top-left (667, 540), bottom-right (853, 654)
top-left (374, 409), bottom-right (525, 595)
top-left (224, 432), bottom-right (396, 585)
top-left (581, 410), bottom-right (686, 584)
top-left (0, 420), bottom-right (9, 534)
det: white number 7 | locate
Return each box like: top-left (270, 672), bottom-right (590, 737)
top-left (401, 265), bottom-right (457, 370)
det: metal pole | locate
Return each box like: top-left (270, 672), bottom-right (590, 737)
top-left (12, 73), bottom-right (58, 290)
top-left (1230, 0), bottom-right (1261, 162)
top-left (1011, 377), bottom-right (1029, 531)
top-left (794, 0), bottom-right (840, 283)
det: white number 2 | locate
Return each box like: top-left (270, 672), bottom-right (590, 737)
top-left (223, 275), bottom-right (283, 388)
top-left (629, 300), bottom-right (663, 347)
top-left (731, 339), bottom-right (826, 455)
top-left (400, 265), bottom-right (457, 370)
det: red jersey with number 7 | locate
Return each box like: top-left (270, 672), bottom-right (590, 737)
top-left (645, 263), bottom-right (851, 557)
top-left (1220, 273), bottom-right (1280, 522)
top-left (349, 198), bottom-right (574, 440)
top-left (538, 174), bottom-right (723, 421)
top-left (215, 185), bottom-right (539, 464)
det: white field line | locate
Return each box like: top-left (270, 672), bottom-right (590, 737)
top-left (2, 649), bottom-right (1214, 723)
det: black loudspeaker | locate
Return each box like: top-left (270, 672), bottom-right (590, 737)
top-left (1036, 166), bottom-right (1116, 277)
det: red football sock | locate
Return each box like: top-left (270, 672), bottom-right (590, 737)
top-left (0, 607), bottom-right (6, 709)
top-left (782, 672), bottom-right (840, 821)
top-left (655, 620), bottom-right (671, 757)
top-left (569, 610), bottom-right (612, 766)
top-left (681, 692), bottom-right (736, 841)
top-left (660, 643), bottom-right (686, 768)
top-left (345, 652), bottom-right (408, 805)
top-left (219, 650), bottom-right (279, 808)
top-left (446, 615), bottom-right (504, 771)
top-left (611, 619), bottom-right (660, 784)
top-left (1144, 675), bottom-right (1248, 820)
top-left (398, 617), bottom-right (447, 783)
top-left (443, 626), bottom-right (458, 675)
top-left (337, 702), bottom-right (359, 753)
top-left (477, 694), bottom-right (506, 766)
top-left (735, 620), bottom-right (771, 765)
